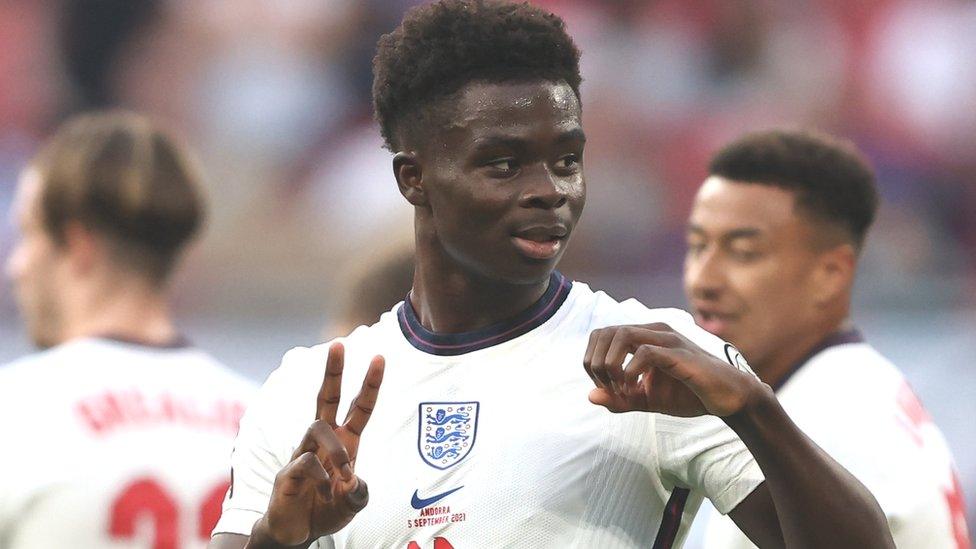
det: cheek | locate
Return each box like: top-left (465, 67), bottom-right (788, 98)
top-left (433, 184), bottom-right (512, 238)
top-left (728, 262), bottom-right (794, 313)
top-left (737, 262), bottom-right (814, 324)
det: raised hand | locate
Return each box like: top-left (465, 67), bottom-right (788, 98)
top-left (254, 343), bottom-right (385, 547)
top-left (583, 323), bottom-right (763, 417)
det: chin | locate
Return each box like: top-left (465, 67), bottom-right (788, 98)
top-left (472, 261), bottom-right (555, 287)
top-left (507, 257), bottom-right (563, 285)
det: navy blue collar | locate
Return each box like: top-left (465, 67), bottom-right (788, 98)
top-left (398, 271), bottom-right (572, 356)
top-left (772, 328), bottom-right (865, 391)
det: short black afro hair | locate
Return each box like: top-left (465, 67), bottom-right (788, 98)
top-left (709, 129), bottom-right (879, 250)
top-left (372, 0), bottom-right (582, 151)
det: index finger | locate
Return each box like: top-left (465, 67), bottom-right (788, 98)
top-left (317, 342), bottom-right (345, 426)
top-left (343, 355), bottom-right (385, 437)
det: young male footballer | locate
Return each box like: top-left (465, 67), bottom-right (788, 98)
top-left (211, 2), bottom-right (894, 548)
top-left (684, 129), bottom-right (969, 549)
top-left (1, 111), bottom-right (255, 547)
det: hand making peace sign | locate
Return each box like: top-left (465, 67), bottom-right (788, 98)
top-left (257, 343), bottom-right (385, 547)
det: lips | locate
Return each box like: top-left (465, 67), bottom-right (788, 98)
top-left (511, 224), bottom-right (568, 260)
top-left (693, 309), bottom-right (737, 337)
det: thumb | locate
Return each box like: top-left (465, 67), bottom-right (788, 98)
top-left (588, 387), bottom-right (628, 413)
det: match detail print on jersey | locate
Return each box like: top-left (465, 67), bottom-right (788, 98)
top-left (418, 402), bottom-right (480, 469)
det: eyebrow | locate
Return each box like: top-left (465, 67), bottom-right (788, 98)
top-left (471, 128), bottom-right (586, 151)
top-left (687, 224), bottom-right (763, 240)
top-left (471, 135), bottom-right (527, 152)
top-left (555, 128), bottom-right (586, 144)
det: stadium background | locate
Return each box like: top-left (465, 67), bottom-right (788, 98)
top-left (0, 0), bottom-right (973, 542)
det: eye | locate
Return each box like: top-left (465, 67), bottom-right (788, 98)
top-left (484, 158), bottom-right (518, 175)
top-left (554, 154), bottom-right (580, 171)
top-left (686, 241), bottom-right (706, 256)
top-left (729, 248), bottom-right (761, 263)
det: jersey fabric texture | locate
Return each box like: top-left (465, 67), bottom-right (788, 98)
top-left (703, 331), bottom-right (970, 549)
top-left (0, 337), bottom-right (256, 549)
top-left (215, 274), bottom-right (765, 548)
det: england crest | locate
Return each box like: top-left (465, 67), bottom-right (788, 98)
top-left (418, 402), bottom-right (479, 470)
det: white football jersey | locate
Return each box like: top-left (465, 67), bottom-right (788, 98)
top-left (703, 332), bottom-right (970, 549)
top-left (0, 337), bottom-right (256, 549)
top-left (215, 273), bottom-right (765, 548)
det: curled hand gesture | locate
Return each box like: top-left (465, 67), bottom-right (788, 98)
top-left (583, 323), bottom-right (763, 417)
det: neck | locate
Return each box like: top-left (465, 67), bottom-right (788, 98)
top-left (410, 233), bottom-right (551, 334)
top-left (61, 279), bottom-right (179, 346)
top-left (757, 316), bottom-right (854, 389)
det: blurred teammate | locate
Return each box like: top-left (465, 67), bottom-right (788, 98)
top-left (0, 112), bottom-right (255, 548)
top-left (211, 2), bottom-right (892, 548)
top-left (684, 129), bottom-right (969, 548)
top-left (325, 236), bottom-right (414, 339)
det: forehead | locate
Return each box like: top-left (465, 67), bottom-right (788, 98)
top-left (447, 80), bottom-right (581, 138)
top-left (689, 176), bottom-right (801, 235)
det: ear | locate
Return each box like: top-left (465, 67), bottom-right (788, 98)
top-left (62, 221), bottom-right (102, 277)
top-left (393, 151), bottom-right (428, 207)
top-left (810, 243), bottom-right (856, 306)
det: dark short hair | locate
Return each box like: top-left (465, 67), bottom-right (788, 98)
top-left (372, 0), bottom-right (582, 151)
top-left (32, 111), bottom-right (205, 285)
top-left (708, 129), bottom-right (879, 249)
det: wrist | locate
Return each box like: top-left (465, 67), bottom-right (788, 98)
top-left (721, 380), bottom-right (777, 432)
top-left (247, 516), bottom-right (306, 549)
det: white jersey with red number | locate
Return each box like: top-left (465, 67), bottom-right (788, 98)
top-left (214, 273), bottom-right (765, 549)
top-left (703, 332), bottom-right (970, 549)
top-left (0, 337), bottom-right (256, 549)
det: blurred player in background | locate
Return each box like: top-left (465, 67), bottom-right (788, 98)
top-left (324, 235), bottom-right (414, 339)
top-left (211, 2), bottom-right (893, 548)
top-left (0, 111), bottom-right (255, 548)
top-left (684, 129), bottom-right (969, 548)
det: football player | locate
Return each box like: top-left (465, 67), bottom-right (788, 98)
top-left (684, 129), bottom-right (969, 548)
top-left (1, 111), bottom-right (255, 548)
top-left (210, 2), bottom-right (893, 548)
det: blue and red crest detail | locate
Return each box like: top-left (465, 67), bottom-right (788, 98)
top-left (418, 402), bottom-right (479, 470)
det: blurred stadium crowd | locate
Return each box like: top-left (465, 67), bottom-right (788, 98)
top-left (1, 0), bottom-right (975, 540)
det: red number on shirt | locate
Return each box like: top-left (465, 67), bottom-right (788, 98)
top-left (944, 472), bottom-right (970, 549)
top-left (110, 478), bottom-right (179, 549)
top-left (896, 382), bottom-right (970, 549)
top-left (108, 477), bottom-right (230, 548)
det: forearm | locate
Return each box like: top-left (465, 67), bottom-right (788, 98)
top-left (724, 384), bottom-right (893, 549)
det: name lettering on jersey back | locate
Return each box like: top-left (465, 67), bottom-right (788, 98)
top-left (76, 389), bottom-right (245, 435)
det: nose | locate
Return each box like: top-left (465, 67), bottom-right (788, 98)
top-left (684, 246), bottom-right (725, 302)
top-left (518, 165), bottom-right (570, 210)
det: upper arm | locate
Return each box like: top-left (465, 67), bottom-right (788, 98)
top-left (727, 481), bottom-right (785, 549)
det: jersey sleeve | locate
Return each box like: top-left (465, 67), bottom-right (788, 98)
top-left (212, 347), bottom-right (319, 537)
top-left (628, 307), bottom-right (765, 515)
top-left (655, 413), bottom-right (764, 514)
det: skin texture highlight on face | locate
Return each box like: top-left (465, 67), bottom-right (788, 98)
top-left (414, 80), bottom-right (586, 285)
top-left (683, 176), bottom-right (830, 375)
top-left (5, 169), bottom-right (66, 348)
